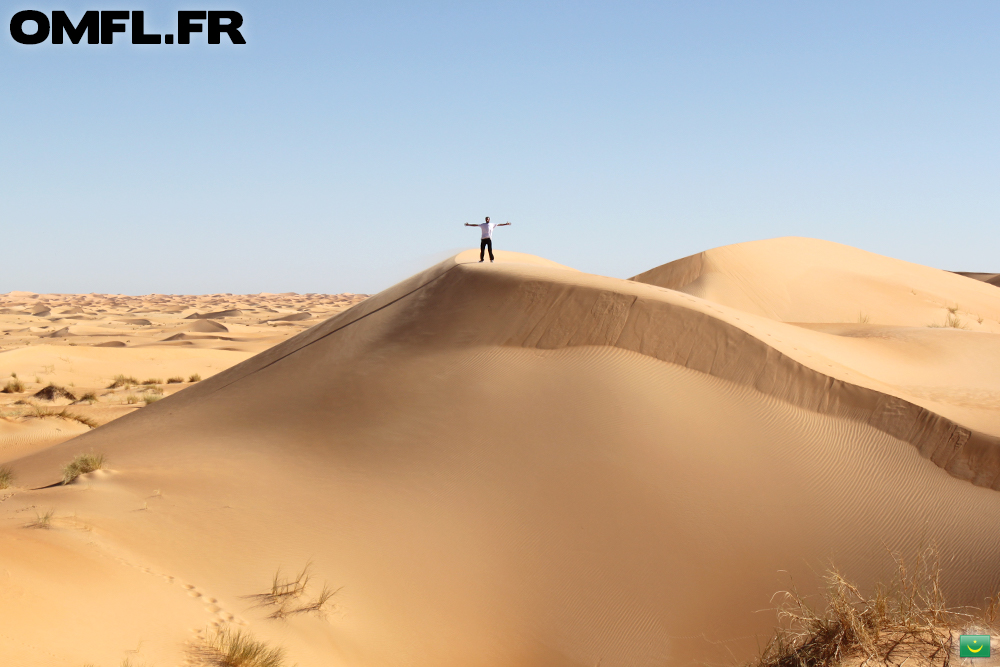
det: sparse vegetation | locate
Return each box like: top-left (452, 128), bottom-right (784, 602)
top-left (189, 373), bottom-right (202, 383)
top-left (167, 376), bottom-right (184, 384)
top-left (945, 313), bottom-right (967, 329)
top-left (245, 563), bottom-right (339, 620)
top-left (143, 394), bottom-right (161, 405)
top-left (79, 392), bottom-right (98, 404)
top-left (30, 407), bottom-right (98, 428)
top-left (928, 312), bottom-right (969, 329)
top-left (33, 383), bottom-right (77, 401)
top-left (141, 378), bottom-right (162, 385)
top-left (62, 453), bottom-right (105, 484)
top-left (0, 465), bottom-right (15, 489)
top-left (749, 551), bottom-right (993, 667)
top-left (25, 509), bottom-right (54, 529)
top-left (3, 377), bottom-right (26, 393)
top-left (125, 394), bottom-right (140, 405)
top-left (857, 312), bottom-right (870, 324)
top-left (108, 374), bottom-right (139, 389)
top-left (198, 626), bottom-right (287, 667)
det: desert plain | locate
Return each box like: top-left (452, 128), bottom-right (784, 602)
top-left (2, 238), bottom-right (1000, 667)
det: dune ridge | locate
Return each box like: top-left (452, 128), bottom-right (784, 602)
top-left (139, 248), bottom-right (1000, 492)
top-left (2, 242), bottom-right (1000, 666)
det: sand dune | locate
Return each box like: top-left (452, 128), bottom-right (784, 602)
top-left (0, 292), bottom-right (368, 461)
top-left (1, 242), bottom-right (1000, 666)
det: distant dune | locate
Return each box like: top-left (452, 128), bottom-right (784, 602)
top-left (1, 241), bottom-right (1000, 667)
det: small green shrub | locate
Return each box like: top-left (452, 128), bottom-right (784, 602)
top-left (62, 453), bottom-right (105, 484)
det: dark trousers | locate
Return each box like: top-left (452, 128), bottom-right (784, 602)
top-left (480, 237), bottom-right (494, 261)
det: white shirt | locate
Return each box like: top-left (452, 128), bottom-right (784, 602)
top-left (479, 222), bottom-right (497, 239)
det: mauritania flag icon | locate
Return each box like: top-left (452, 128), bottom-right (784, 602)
top-left (960, 635), bottom-right (991, 657)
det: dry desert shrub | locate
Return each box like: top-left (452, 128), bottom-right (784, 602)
top-left (167, 376), bottom-right (185, 384)
top-left (2, 377), bottom-right (25, 393)
top-left (750, 551), bottom-right (992, 667)
top-left (0, 465), bottom-right (15, 489)
top-left (945, 313), bottom-right (967, 329)
top-left (189, 373), bottom-right (202, 382)
top-left (928, 313), bottom-right (968, 330)
top-left (108, 374), bottom-right (139, 389)
top-left (141, 378), bottom-right (162, 385)
top-left (143, 394), bottom-right (162, 405)
top-left (79, 392), bottom-right (98, 404)
top-left (194, 626), bottom-right (287, 667)
top-left (245, 563), bottom-right (339, 620)
top-left (25, 509), bottom-right (54, 528)
top-left (31, 407), bottom-right (97, 428)
top-left (33, 383), bottom-right (77, 401)
top-left (62, 453), bottom-right (105, 484)
top-left (125, 394), bottom-right (140, 405)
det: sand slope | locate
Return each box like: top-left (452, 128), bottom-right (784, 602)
top-left (2, 244), bottom-right (1000, 666)
top-left (0, 292), bottom-right (368, 461)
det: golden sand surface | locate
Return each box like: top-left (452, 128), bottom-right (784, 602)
top-left (2, 241), bottom-right (1000, 667)
top-left (0, 291), bottom-right (367, 462)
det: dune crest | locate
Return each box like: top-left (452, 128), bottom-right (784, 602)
top-left (1, 243), bottom-right (1000, 666)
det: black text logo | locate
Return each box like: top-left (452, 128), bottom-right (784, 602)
top-left (9, 10), bottom-right (246, 45)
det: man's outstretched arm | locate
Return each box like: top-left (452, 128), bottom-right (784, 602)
top-left (464, 223), bottom-right (477, 227)
top-left (499, 222), bottom-right (512, 226)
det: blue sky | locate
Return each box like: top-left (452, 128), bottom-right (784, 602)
top-left (2, 1), bottom-right (998, 294)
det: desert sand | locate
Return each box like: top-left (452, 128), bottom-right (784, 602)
top-left (0, 291), bottom-right (367, 464)
top-left (2, 239), bottom-right (1000, 666)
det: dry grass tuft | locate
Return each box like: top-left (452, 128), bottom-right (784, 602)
top-left (167, 376), bottom-right (185, 384)
top-left (31, 407), bottom-right (97, 428)
top-left (59, 411), bottom-right (98, 428)
top-left (79, 392), bottom-right (98, 404)
top-left (62, 453), bottom-right (105, 484)
top-left (2, 378), bottom-right (25, 393)
top-left (142, 378), bottom-right (162, 385)
top-left (929, 313), bottom-right (969, 330)
top-left (245, 563), bottom-right (339, 620)
top-left (196, 626), bottom-right (287, 667)
top-left (25, 509), bottom-right (54, 529)
top-left (125, 394), bottom-right (140, 405)
top-left (189, 373), bottom-right (202, 383)
top-left (857, 312), bottom-right (871, 324)
top-left (945, 313), bottom-right (967, 329)
top-left (143, 394), bottom-right (162, 405)
top-left (750, 551), bottom-right (992, 667)
top-left (108, 374), bottom-right (139, 389)
top-left (0, 465), bottom-right (15, 489)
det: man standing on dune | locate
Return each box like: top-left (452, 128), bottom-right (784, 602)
top-left (465, 216), bottom-right (511, 263)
